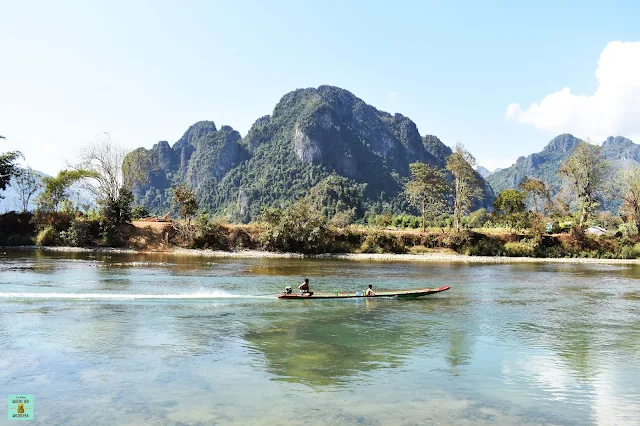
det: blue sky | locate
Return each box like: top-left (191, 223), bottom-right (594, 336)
top-left (1, 0), bottom-right (639, 175)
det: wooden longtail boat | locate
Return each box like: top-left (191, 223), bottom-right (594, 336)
top-left (277, 285), bottom-right (450, 299)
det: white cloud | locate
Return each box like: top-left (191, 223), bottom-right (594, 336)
top-left (507, 41), bottom-right (640, 141)
top-left (388, 91), bottom-right (398, 102)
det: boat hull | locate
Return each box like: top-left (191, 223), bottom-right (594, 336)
top-left (277, 286), bottom-right (450, 299)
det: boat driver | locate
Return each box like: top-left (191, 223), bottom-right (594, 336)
top-left (298, 278), bottom-right (310, 294)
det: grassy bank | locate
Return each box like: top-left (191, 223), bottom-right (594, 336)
top-left (4, 212), bottom-right (640, 260)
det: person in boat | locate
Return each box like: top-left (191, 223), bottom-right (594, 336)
top-left (298, 278), bottom-right (310, 294)
top-left (365, 284), bottom-right (376, 297)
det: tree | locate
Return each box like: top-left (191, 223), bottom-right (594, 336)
top-left (173, 185), bottom-right (198, 222)
top-left (74, 134), bottom-right (125, 205)
top-left (74, 134), bottom-right (146, 224)
top-left (518, 177), bottom-right (550, 213)
top-left (619, 165), bottom-right (640, 233)
top-left (37, 170), bottom-right (90, 211)
top-left (405, 162), bottom-right (449, 231)
top-left (13, 167), bottom-right (42, 212)
top-left (259, 199), bottom-right (329, 254)
top-left (559, 141), bottom-right (610, 228)
top-left (446, 144), bottom-right (483, 232)
top-left (493, 189), bottom-right (525, 215)
top-left (102, 188), bottom-right (134, 224)
top-left (0, 151), bottom-right (22, 197)
top-left (493, 189), bottom-right (528, 231)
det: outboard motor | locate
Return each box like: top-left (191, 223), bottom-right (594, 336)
top-left (284, 286), bottom-right (292, 295)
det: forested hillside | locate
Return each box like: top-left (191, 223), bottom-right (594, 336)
top-left (128, 86), bottom-right (494, 222)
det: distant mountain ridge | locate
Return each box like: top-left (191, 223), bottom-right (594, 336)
top-left (475, 166), bottom-right (492, 178)
top-left (487, 134), bottom-right (582, 195)
top-left (486, 134), bottom-right (639, 211)
top-left (129, 85), bottom-right (494, 221)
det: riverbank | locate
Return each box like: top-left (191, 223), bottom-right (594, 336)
top-left (6, 245), bottom-right (640, 265)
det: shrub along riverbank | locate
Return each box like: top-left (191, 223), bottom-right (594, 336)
top-left (3, 211), bottom-right (640, 260)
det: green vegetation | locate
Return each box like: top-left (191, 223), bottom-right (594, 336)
top-left (125, 86), bottom-right (494, 222)
top-left (0, 151), bottom-right (22, 196)
top-left (259, 200), bottom-right (330, 254)
top-left (173, 185), bottom-right (198, 222)
top-left (559, 141), bottom-right (610, 227)
top-left (446, 144), bottom-right (483, 232)
top-left (406, 162), bottom-right (449, 231)
top-left (5, 86), bottom-right (640, 260)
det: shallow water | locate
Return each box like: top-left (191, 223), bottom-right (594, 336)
top-left (1, 250), bottom-right (639, 425)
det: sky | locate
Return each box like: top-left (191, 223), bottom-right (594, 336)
top-left (1, 0), bottom-right (639, 175)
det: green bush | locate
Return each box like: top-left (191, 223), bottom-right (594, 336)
top-left (466, 208), bottom-right (489, 228)
top-left (259, 200), bottom-right (330, 254)
top-left (503, 241), bottom-right (535, 257)
top-left (61, 220), bottom-right (99, 247)
top-left (35, 226), bottom-right (57, 246)
top-left (131, 205), bottom-right (150, 219)
top-left (0, 212), bottom-right (35, 245)
top-left (192, 215), bottom-right (226, 249)
top-left (99, 221), bottom-right (119, 247)
top-left (463, 237), bottom-right (502, 256)
top-left (359, 231), bottom-right (406, 254)
top-left (618, 243), bottom-right (640, 259)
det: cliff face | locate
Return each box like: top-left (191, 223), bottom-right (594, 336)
top-left (487, 134), bottom-right (582, 195)
top-left (128, 85), bottom-right (494, 221)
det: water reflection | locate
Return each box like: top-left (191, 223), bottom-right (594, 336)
top-left (244, 302), bottom-right (422, 387)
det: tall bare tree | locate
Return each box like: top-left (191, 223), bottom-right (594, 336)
top-left (74, 133), bottom-right (126, 206)
top-left (73, 133), bottom-right (150, 223)
top-left (405, 162), bottom-right (449, 231)
top-left (446, 144), bottom-right (483, 232)
top-left (14, 167), bottom-right (42, 212)
top-left (559, 141), bottom-right (609, 228)
top-left (619, 165), bottom-right (640, 233)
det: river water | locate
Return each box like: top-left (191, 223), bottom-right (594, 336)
top-left (1, 250), bottom-right (639, 425)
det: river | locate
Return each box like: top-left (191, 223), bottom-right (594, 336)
top-left (1, 250), bottom-right (639, 425)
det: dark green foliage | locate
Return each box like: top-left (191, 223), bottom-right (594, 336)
top-left (60, 220), bottom-right (100, 247)
top-left (0, 151), bottom-right (22, 196)
top-left (259, 200), bottom-right (329, 254)
top-left (306, 174), bottom-right (365, 220)
top-left (131, 205), bottom-right (149, 219)
top-left (0, 212), bottom-right (34, 245)
top-left (101, 188), bottom-right (134, 225)
top-left (99, 221), bottom-right (119, 247)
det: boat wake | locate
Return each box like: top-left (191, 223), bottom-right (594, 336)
top-left (0, 290), bottom-right (273, 301)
